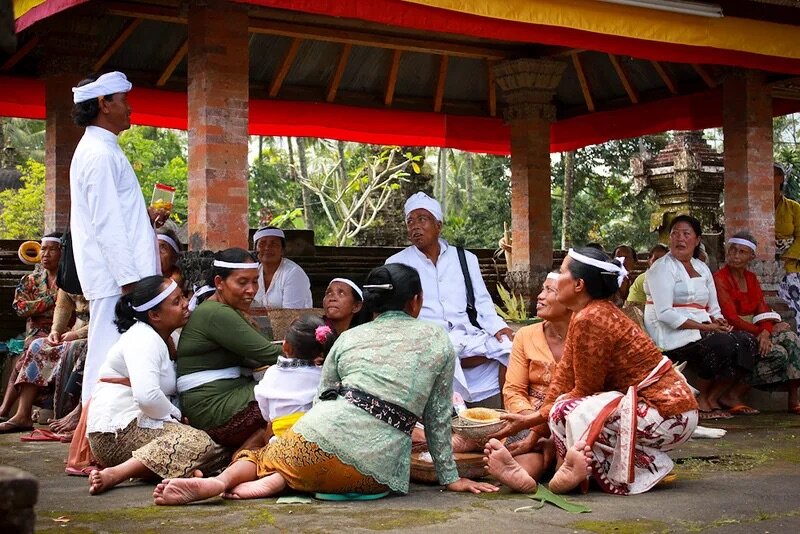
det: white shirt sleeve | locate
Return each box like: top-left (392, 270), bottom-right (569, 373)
top-left (646, 258), bottom-right (689, 330)
top-left (124, 331), bottom-right (181, 421)
top-left (83, 152), bottom-right (141, 287)
top-left (281, 263), bottom-right (313, 309)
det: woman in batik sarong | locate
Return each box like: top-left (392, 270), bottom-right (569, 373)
top-left (153, 263), bottom-right (497, 505)
top-left (714, 231), bottom-right (800, 415)
top-left (0, 289), bottom-right (88, 435)
top-left (86, 275), bottom-right (227, 495)
top-left (0, 234), bottom-right (61, 432)
top-left (484, 247), bottom-right (698, 496)
top-left (176, 248), bottom-right (281, 448)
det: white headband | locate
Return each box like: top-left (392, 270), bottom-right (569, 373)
top-left (546, 272), bottom-right (560, 281)
top-left (253, 228), bottom-right (285, 244)
top-left (213, 260), bottom-right (259, 270)
top-left (567, 248), bottom-right (629, 288)
top-left (132, 279), bottom-right (178, 312)
top-left (404, 192), bottom-right (444, 222)
top-left (72, 71), bottom-right (132, 104)
top-left (157, 234), bottom-right (180, 254)
top-left (329, 277), bottom-right (363, 300)
top-left (727, 237), bottom-right (757, 253)
top-left (187, 285), bottom-right (216, 312)
top-left (41, 237), bottom-right (61, 245)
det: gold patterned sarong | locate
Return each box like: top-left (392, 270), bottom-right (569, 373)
top-left (234, 428), bottom-right (389, 494)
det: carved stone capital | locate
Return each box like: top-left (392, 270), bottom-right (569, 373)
top-left (493, 58), bottom-right (566, 124)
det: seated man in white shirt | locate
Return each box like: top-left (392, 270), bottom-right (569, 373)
top-left (385, 192), bottom-right (513, 408)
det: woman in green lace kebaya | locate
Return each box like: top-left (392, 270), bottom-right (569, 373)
top-left (154, 263), bottom-right (498, 505)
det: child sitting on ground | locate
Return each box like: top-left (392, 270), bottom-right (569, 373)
top-left (253, 315), bottom-right (337, 441)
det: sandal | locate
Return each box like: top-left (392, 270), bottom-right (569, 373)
top-left (65, 466), bottom-right (95, 477)
top-left (724, 404), bottom-right (760, 416)
top-left (789, 405), bottom-right (800, 415)
top-left (699, 409), bottom-right (732, 420)
top-left (20, 429), bottom-right (63, 442)
top-left (0, 420), bottom-right (35, 434)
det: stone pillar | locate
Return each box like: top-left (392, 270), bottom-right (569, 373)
top-left (41, 29), bottom-right (95, 234)
top-left (723, 70), bottom-right (774, 262)
top-left (493, 59), bottom-right (565, 302)
top-left (187, 0), bottom-right (249, 250)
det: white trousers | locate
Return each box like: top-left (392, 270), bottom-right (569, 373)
top-left (83, 295), bottom-right (122, 403)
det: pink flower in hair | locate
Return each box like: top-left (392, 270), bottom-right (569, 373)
top-left (315, 324), bottom-right (333, 344)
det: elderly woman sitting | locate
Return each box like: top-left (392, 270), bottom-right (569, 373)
top-left (499, 272), bottom-right (572, 485)
top-left (645, 215), bottom-right (757, 420)
top-left (176, 248), bottom-right (281, 448)
top-left (0, 234), bottom-right (61, 430)
top-left (156, 228), bottom-right (184, 288)
top-left (713, 231), bottom-right (800, 415)
top-left (322, 278), bottom-right (369, 334)
top-left (251, 227), bottom-right (312, 309)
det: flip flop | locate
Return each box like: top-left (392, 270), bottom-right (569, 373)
top-left (725, 404), bottom-right (760, 416)
top-left (788, 405), bottom-right (800, 415)
top-left (60, 432), bottom-right (74, 443)
top-left (65, 466), bottom-right (95, 477)
top-left (0, 421), bottom-right (34, 434)
top-left (20, 429), bottom-right (63, 442)
top-left (698, 409), bottom-right (732, 420)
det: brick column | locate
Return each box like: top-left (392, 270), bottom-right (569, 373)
top-left (723, 70), bottom-right (774, 261)
top-left (41, 31), bottom-right (94, 234)
top-left (493, 59), bottom-right (565, 302)
top-left (187, 0), bottom-right (249, 250)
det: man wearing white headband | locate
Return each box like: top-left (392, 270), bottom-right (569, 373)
top-left (386, 192), bottom-right (513, 407)
top-left (251, 226), bottom-right (312, 309)
top-left (68, 71), bottom-right (160, 411)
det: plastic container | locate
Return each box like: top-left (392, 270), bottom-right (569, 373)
top-left (151, 183), bottom-right (176, 212)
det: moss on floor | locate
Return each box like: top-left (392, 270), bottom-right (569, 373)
top-left (570, 519), bottom-right (670, 534)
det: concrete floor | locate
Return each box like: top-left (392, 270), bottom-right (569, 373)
top-left (2, 413), bottom-right (799, 533)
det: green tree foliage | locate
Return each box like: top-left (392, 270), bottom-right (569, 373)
top-left (775, 114), bottom-right (800, 199)
top-left (118, 126), bottom-right (188, 223)
top-left (551, 135), bottom-right (669, 252)
top-left (249, 140), bottom-right (300, 228)
top-left (0, 118), bottom-right (45, 166)
top-left (440, 153), bottom-right (511, 248)
top-left (0, 159), bottom-right (44, 238)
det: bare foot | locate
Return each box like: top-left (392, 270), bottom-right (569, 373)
top-left (153, 477), bottom-right (226, 506)
top-left (483, 438), bottom-right (537, 493)
top-left (49, 405), bottom-right (81, 434)
top-left (222, 473), bottom-right (287, 500)
top-left (89, 468), bottom-right (118, 495)
top-left (548, 440), bottom-right (593, 494)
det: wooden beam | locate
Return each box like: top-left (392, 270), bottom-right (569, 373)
top-left (94, 18), bottom-right (142, 72)
top-left (572, 52), bottom-right (595, 112)
top-left (156, 39), bottom-right (188, 87)
top-left (691, 64), bottom-right (717, 88)
top-left (651, 61), bottom-right (678, 95)
top-left (0, 35), bottom-right (40, 72)
top-left (326, 43), bottom-right (352, 103)
top-left (269, 37), bottom-right (302, 98)
top-left (487, 60), bottom-right (497, 117)
top-left (434, 55), bottom-right (449, 113)
top-left (384, 49), bottom-right (402, 107)
top-left (608, 54), bottom-right (639, 104)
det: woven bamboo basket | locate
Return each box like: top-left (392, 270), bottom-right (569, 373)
top-left (265, 308), bottom-right (324, 340)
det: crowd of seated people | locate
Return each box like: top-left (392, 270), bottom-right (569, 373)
top-left (5, 197), bottom-right (800, 503)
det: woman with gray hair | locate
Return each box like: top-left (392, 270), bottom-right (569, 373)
top-left (713, 230), bottom-right (800, 415)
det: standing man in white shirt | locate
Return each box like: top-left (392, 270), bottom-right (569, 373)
top-left (69, 71), bottom-right (162, 406)
top-left (385, 192), bottom-right (514, 408)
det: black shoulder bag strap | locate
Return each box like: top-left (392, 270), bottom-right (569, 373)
top-left (456, 246), bottom-right (481, 329)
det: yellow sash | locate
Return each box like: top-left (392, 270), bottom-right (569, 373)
top-left (271, 412), bottom-right (304, 437)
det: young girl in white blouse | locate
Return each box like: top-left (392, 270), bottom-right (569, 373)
top-left (254, 315), bottom-right (337, 440)
top-left (86, 276), bottom-right (226, 495)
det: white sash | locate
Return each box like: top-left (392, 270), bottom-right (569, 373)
top-left (176, 366), bottom-right (241, 393)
